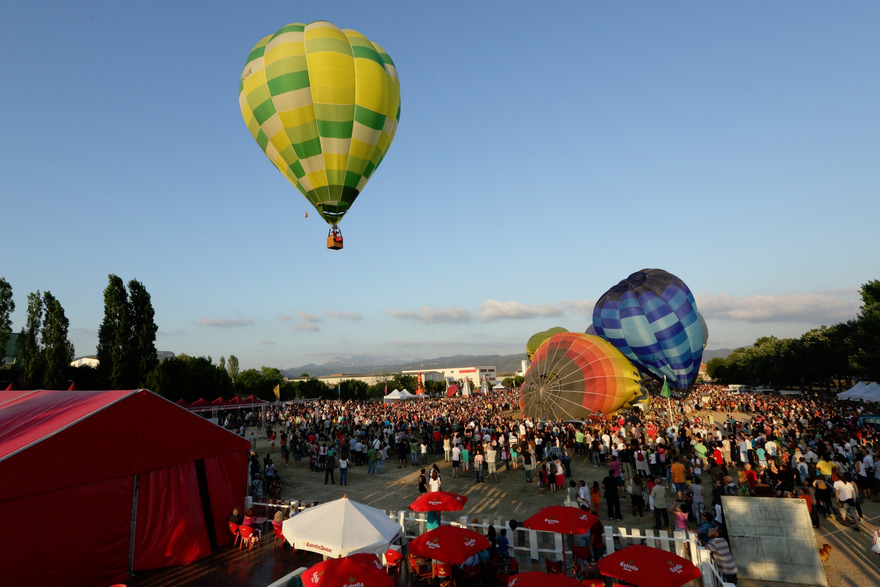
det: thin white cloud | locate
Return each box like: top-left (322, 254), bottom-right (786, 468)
top-left (277, 314), bottom-right (293, 321)
top-left (387, 299), bottom-right (567, 325)
top-left (326, 310), bottom-right (362, 321)
top-left (387, 306), bottom-right (473, 324)
top-left (695, 289), bottom-right (859, 324)
top-left (295, 323), bottom-right (319, 332)
top-left (199, 317), bottom-right (253, 328)
top-left (562, 300), bottom-right (596, 315)
top-left (296, 311), bottom-right (321, 323)
top-left (477, 299), bottom-right (565, 322)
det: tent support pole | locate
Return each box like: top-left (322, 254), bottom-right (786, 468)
top-left (129, 473), bottom-right (139, 574)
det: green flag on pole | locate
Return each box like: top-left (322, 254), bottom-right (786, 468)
top-left (661, 377), bottom-right (672, 399)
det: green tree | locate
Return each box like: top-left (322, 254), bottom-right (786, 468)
top-left (235, 366), bottom-right (284, 400)
top-left (388, 373), bottom-right (417, 392)
top-left (502, 376), bottom-right (524, 389)
top-left (0, 277), bottom-right (13, 359)
top-left (97, 275), bottom-right (131, 388)
top-left (227, 355), bottom-right (240, 385)
top-left (128, 279), bottom-right (158, 386)
top-left (705, 357), bottom-right (726, 380)
top-left (219, 356), bottom-right (226, 372)
top-left (96, 275), bottom-right (160, 389)
top-left (19, 291), bottom-right (44, 388)
top-left (41, 291), bottom-right (74, 389)
top-left (145, 354), bottom-right (233, 402)
top-left (852, 280), bottom-right (880, 381)
top-left (20, 291), bottom-right (44, 386)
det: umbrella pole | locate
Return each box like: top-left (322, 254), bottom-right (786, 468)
top-left (564, 541), bottom-right (569, 576)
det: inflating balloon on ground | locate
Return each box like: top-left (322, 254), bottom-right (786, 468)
top-left (526, 326), bottom-right (568, 361)
top-left (591, 268), bottom-right (704, 389)
top-left (521, 332), bottom-right (643, 420)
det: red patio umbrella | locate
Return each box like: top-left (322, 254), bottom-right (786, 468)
top-left (523, 506), bottom-right (599, 575)
top-left (597, 544), bottom-right (701, 587)
top-left (408, 525), bottom-right (490, 565)
top-left (408, 491), bottom-right (468, 512)
top-left (508, 571), bottom-right (585, 587)
top-left (301, 552), bottom-right (392, 587)
top-left (523, 505), bottom-right (599, 535)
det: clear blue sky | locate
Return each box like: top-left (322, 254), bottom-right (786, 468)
top-left (3, 2), bottom-right (878, 371)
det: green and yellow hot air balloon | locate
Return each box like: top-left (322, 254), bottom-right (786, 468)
top-left (239, 21), bottom-right (401, 250)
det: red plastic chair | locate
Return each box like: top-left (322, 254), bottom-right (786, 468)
top-left (545, 558), bottom-right (563, 574)
top-left (408, 554), bottom-right (432, 585)
top-left (238, 525), bottom-right (260, 551)
top-left (432, 561), bottom-right (453, 587)
top-left (228, 522), bottom-right (241, 547)
top-left (272, 524), bottom-right (290, 550)
top-left (384, 548), bottom-right (403, 575)
top-left (461, 563), bottom-right (482, 585)
top-left (572, 545), bottom-right (590, 576)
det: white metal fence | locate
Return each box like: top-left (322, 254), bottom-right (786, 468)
top-left (390, 510), bottom-right (733, 587)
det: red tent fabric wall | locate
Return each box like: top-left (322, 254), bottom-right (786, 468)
top-left (205, 453), bottom-right (247, 547)
top-left (0, 389), bottom-right (249, 587)
top-left (133, 462), bottom-right (212, 570)
top-left (2, 476), bottom-right (135, 587)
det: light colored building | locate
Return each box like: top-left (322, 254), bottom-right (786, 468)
top-left (70, 355), bottom-right (100, 368)
top-left (69, 351), bottom-right (175, 369)
top-left (403, 366), bottom-right (497, 387)
top-left (399, 370), bottom-right (444, 383)
top-left (285, 373), bottom-right (393, 387)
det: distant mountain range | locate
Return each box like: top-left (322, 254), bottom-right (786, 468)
top-left (283, 349), bottom-right (734, 378)
top-left (282, 354), bottom-right (528, 378)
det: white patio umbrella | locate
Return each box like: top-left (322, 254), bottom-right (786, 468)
top-left (281, 495), bottom-right (403, 558)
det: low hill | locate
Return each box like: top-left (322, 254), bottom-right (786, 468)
top-left (283, 354), bottom-right (527, 378)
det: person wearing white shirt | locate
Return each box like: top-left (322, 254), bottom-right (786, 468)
top-left (834, 474), bottom-right (860, 530)
top-left (861, 453), bottom-right (875, 498)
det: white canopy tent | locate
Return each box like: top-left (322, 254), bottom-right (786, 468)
top-left (383, 389), bottom-right (423, 403)
top-left (860, 382), bottom-right (880, 402)
top-left (383, 390), bottom-right (405, 403)
top-left (839, 381), bottom-right (880, 401)
top-left (281, 496), bottom-right (403, 558)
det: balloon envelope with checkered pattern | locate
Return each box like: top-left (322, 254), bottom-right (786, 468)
top-left (239, 21), bottom-right (400, 227)
top-left (592, 269), bottom-right (705, 389)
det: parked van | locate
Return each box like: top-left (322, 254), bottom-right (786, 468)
top-left (858, 414), bottom-right (880, 426)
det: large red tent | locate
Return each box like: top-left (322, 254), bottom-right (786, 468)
top-left (0, 389), bottom-right (250, 587)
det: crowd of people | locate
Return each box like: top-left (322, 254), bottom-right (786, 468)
top-left (228, 382), bottom-right (880, 583)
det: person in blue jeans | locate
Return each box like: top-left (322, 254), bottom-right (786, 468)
top-left (339, 457), bottom-right (349, 486)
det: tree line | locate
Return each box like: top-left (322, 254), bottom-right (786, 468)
top-left (0, 276), bottom-right (451, 402)
top-left (706, 279), bottom-right (880, 391)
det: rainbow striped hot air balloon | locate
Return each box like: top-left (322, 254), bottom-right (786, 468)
top-left (592, 269), bottom-right (704, 390)
top-left (239, 21), bottom-right (401, 249)
top-left (526, 326), bottom-right (568, 362)
top-left (521, 333), bottom-right (643, 420)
